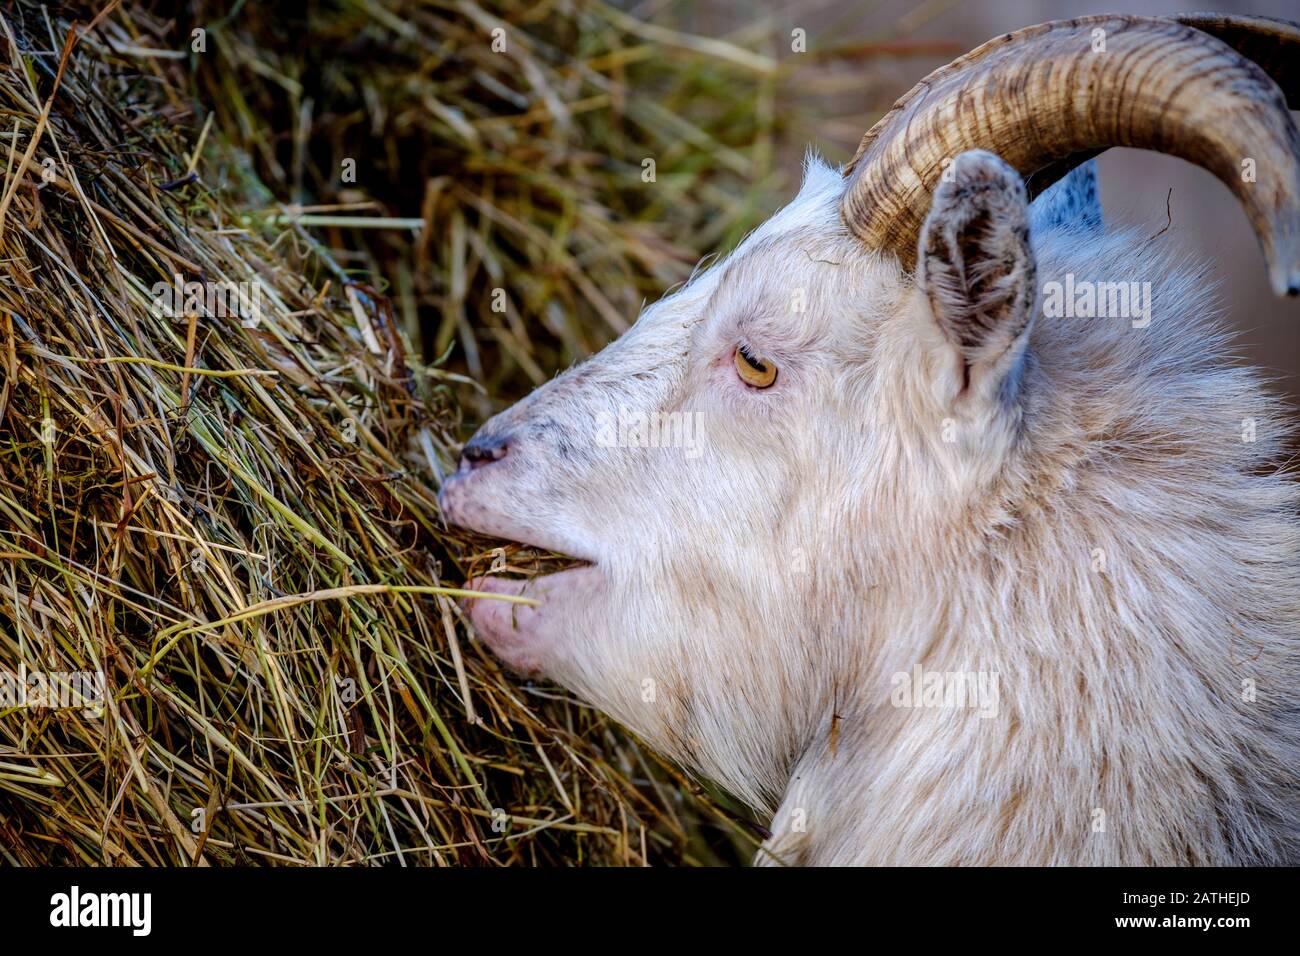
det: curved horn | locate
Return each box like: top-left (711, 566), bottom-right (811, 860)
top-left (840, 15), bottom-right (1300, 296)
top-left (1024, 14), bottom-right (1300, 209)
top-left (1172, 13), bottom-right (1300, 103)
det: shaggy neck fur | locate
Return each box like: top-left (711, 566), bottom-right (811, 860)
top-left (761, 217), bottom-right (1300, 865)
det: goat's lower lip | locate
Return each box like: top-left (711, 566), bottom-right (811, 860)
top-left (461, 564), bottom-right (600, 675)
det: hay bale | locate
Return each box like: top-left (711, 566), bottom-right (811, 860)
top-left (183, 0), bottom-right (790, 410)
top-left (0, 1), bottom-right (752, 865)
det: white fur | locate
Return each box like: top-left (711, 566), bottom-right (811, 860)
top-left (440, 155), bottom-right (1300, 865)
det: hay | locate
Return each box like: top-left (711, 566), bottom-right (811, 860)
top-left (0, 0), bottom-right (762, 865)
top-left (185, 0), bottom-right (788, 415)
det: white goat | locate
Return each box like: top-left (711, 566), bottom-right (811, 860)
top-left (440, 13), bottom-right (1300, 865)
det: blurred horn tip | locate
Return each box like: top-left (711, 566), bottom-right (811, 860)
top-left (1265, 228), bottom-right (1300, 296)
top-left (1268, 262), bottom-right (1300, 297)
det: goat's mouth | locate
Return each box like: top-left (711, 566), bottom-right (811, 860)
top-left (439, 475), bottom-right (600, 671)
top-left (460, 546), bottom-right (601, 676)
top-left (438, 473), bottom-right (595, 576)
top-left (466, 557), bottom-right (596, 597)
top-left (467, 540), bottom-right (594, 578)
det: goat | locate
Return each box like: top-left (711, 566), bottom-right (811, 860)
top-left (439, 13), bottom-right (1300, 865)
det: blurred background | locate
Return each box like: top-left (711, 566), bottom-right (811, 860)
top-left (190, 0), bottom-right (1300, 411)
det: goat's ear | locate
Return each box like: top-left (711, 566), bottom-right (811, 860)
top-left (917, 149), bottom-right (1036, 395)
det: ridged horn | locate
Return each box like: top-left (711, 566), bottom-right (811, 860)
top-left (1025, 14), bottom-right (1300, 206)
top-left (840, 14), bottom-right (1300, 296)
top-left (1172, 13), bottom-right (1300, 104)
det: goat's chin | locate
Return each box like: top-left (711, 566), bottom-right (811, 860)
top-left (462, 565), bottom-right (600, 676)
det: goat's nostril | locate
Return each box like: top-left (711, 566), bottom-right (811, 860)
top-left (461, 433), bottom-right (510, 470)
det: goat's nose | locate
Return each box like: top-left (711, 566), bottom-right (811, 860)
top-left (460, 432), bottom-right (510, 471)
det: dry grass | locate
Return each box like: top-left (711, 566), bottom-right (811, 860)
top-left (0, 0), bottom-right (948, 865)
top-left (185, 0), bottom-right (786, 416)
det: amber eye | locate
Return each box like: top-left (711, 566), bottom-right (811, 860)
top-left (734, 345), bottom-right (777, 388)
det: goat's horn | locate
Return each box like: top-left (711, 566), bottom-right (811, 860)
top-left (841, 15), bottom-right (1300, 296)
top-left (1022, 14), bottom-right (1300, 211)
top-left (1172, 13), bottom-right (1300, 105)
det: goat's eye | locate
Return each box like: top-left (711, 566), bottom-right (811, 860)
top-left (734, 345), bottom-right (777, 388)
